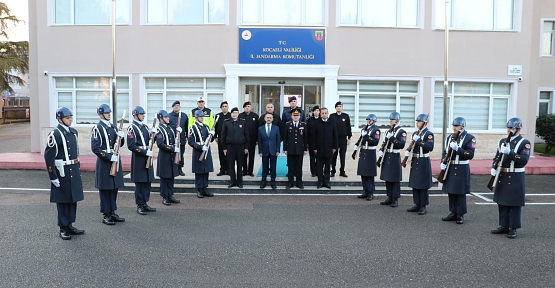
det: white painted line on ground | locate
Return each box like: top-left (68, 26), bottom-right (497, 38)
top-left (475, 202), bottom-right (555, 205)
top-left (471, 192), bottom-right (494, 202)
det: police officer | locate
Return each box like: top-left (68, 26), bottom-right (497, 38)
top-left (239, 101), bottom-right (259, 177)
top-left (379, 112), bottom-right (406, 208)
top-left (490, 117), bottom-right (530, 239)
top-left (44, 107), bottom-right (84, 240)
top-left (91, 104), bottom-right (126, 225)
top-left (306, 106), bottom-right (320, 177)
top-left (188, 96), bottom-right (214, 131)
top-left (127, 106), bottom-right (156, 215)
top-left (406, 114), bottom-right (434, 215)
top-left (310, 107), bottom-right (338, 189)
top-left (282, 96), bottom-right (306, 125)
top-left (329, 101), bottom-right (352, 177)
top-left (440, 117), bottom-right (475, 224)
top-left (283, 108), bottom-right (308, 189)
top-left (214, 101), bottom-right (231, 176)
top-left (353, 114), bottom-right (380, 201)
top-left (188, 110), bottom-right (215, 198)
top-left (155, 110), bottom-right (181, 206)
top-left (169, 100), bottom-right (189, 176)
top-left (221, 107), bottom-right (249, 188)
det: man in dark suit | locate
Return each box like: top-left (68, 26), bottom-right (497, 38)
top-left (258, 113), bottom-right (281, 189)
top-left (306, 105), bottom-right (320, 177)
top-left (221, 107), bottom-right (249, 188)
top-left (309, 107), bottom-right (338, 189)
top-left (239, 101), bottom-right (259, 177)
top-left (258, 102), bottom-right (283, 136)
top-left (283, 108), bottom-right (308, 189)
top-left (214, 101), bottom-right (231, 176)
top-left (169, 100), bottom-right (189, 176)
top-left (329, 101), bottom-right (352, 177)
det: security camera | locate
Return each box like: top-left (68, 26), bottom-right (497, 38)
top-left (518, 77), bottom-right (523, 81)
top-left (43, 70), bottom-right (48, 76)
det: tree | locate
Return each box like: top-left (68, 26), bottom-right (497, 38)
top-left (536, 113), bottom-right (555, 153)
top-left (0, 2), bottom-right (28, 94)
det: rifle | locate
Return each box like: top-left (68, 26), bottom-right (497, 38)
top-left (376, 120), bottom-right (398, 168)
top-left (401, 114), bottom-right (429, 168)
top-left (487, 129), bottom-right (516, 191)
top-left (351, 124), bottom-right (370, 160)
top-left (145, 114), bottom-right (157, 169)
top-left (109, 110), bottom-right (126, 177)
top-left (199, 114), bottom-right (219, 162)
top-left (437, 130), bottom-right (461, 183)
top-left (174, 111), bottom-right (182, 164)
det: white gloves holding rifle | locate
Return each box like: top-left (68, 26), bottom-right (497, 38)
top-left (353, 145), bottom-right (358, 151)
top-left (449, 142), bottom-right (459, 150)
top-left (116, 131), bottom-right (125, 138)
top-left (202, 145), bottom-right (209, 151)
top-left (176, 127), bottom-right (183, 133)
top-left (501, 144), bottom-right (511, 155)
top-left (361, 130), bottom-right (368, 136)
top-left (379, 151), bottom-right (384, 157)
top-left (110, 155), bottom-right (119, 162)
top-left (209, 131), bottom-right (215, 137)
top-left (174, 146), bottom-right (180, 153)
top-left (440, 163), bottom-right (447, 170)
top-left (412, 134), bottom-right (420, 141)
top-left (490, 168), bottom-right (497, 176)
top-left (146, 150), bottom-right (153, 157)
top-left (404, 151), bottom-right (411, 157)
top-left (51, 179), bottom-right (60, 187)
top-left (151, 127), bottom-right (158, 134)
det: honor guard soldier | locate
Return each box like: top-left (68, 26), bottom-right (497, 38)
top-left (188, 110), bottom-right (215, 198)
top-left (490, 117), bottom-right (530, 239)
top-left (440, 117), bottom-right (475, 224)
top-left (127, 106), bottom-right (156, 215)
top-left (214, 101), bottom-right (231, 176)
top-left (329, 101), bottom-right (352, 177)
top-left (239, 101), bottom-right (259, 177)
top-left (306, 106), bottom-right (320, 177)
top-left (91, 104), bottom-right (126, 225)
top-left (283, 108), bottom-right (308, 189)
top-left (353, 114), bottom-right (380, 201)
top-left (221, 107), bottom-right (249, 188)
top-left (379, 112), bottom-right (406, 208)
top-left (309, 107), bottom-right (338, 189)
top-left (169, 100), bottom-right (189, 176)
top-left (188, 96), bottom-right (214, 131)
top-left (155, 110), bottom-right (181, 206)
top-left (44, 107), bottom-right (85, 240)
top-left (406, 114), bottom-right (434, 215)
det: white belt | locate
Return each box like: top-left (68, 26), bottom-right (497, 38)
top-left (60, 158), bottom-right (79, 165)
top-left (450, 160), bottom-right (469, 165)
top-left (412, 153), bottom-right (429, 158)
top-left (501, 167), bottom-right (525, 173)
top-left (140, 146), bottom-right (148, 149)
top-left (361, 146), bottom-right (376, 150)
top-left (386, 149), bottom-right (400, 153)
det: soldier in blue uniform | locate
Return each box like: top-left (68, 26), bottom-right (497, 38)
top-left (281, 96), bottom-right (306, 125)
top-left (283, 108), bottom-right (308, 189)
top-left (188, 110), bottom-right (215, 198)
top-left (169, 101), bottom-right (189, 176)
top-left (490, 117), bottom-right (530, 239)
top-left (440, 117), bottom-right (475, 224)
top-left (406, 114), bottom-right (434, 215)
top-left (127, 106), bottom-right (156, 215)
top-left (379, 112), bottom-right (406, 208)
top-left (354, 114), bottom-right (380, 201)
top-left (155, 110), bottom-right (181, 206)
top-left (44, 107), bottom-right (85, 240)
top-left (91, 104), bottom-right (126, 225)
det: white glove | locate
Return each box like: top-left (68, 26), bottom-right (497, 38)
top-left (502, 145), bottom-right (511, 155)
top-left (404, 151), bottom-right (411, 157)
top-left (116, 131), bottom-right (125, 138)
top-left (174, 147), bottom-right (180, 153)
top-left (51, 179), bottom-right (60, 187)
top-left (209, 131), bottom-right (215, 137)
top-left (412, 134), bottom-right (420, 141)
top-left (440, 163), bottom-right (447, 170)
top-left (176, 127), bottom-right (183, 133)
top-left (449, 142), bottom-right (459, 150)
top-left (379, 151), bottom-right (384, 157)
top-left (202, 145), bottom-right (209, 151)
top-left (490, 168), bottom-right (497, 176)
top-left (386, 134), bottom-right (394, 139)
top-left (146, 150), bottom-right (153, 157)
top-left (111, 155), bottom-right (119, 162)
top-left (353, 145), bottom-right (358, 151)
top-left (361, 130), bottom-right (368, 136)
top-left (151, 127), bottom-right (158, 134)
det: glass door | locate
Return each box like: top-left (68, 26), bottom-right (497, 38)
top-left (260, 85), bottom-right (282, 116)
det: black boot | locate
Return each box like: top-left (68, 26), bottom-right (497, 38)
top-left (491, 226), bottom-right (509, 234)
top-left (417, 206), bottom-right (427, 215)
top-left (179, 168), bottom-right (185, 176)
top-left (380, 197), bottom-right (393, 205)
top-left (366, 193), bottom-right (374, 201)
top-left (508, 228), bottom-right (517, 239)
top-left (67, 224), bottom-right (84, 235)
top-left (197, 189), bottom-right (204, 198)
top-left (59, 227), bottom-right (71, 240)
top-left (442, 212), bottom-right (457, 221)
top-left (390, 198), bottom-right (398, 207)
top-left (407, 205), bottom-right (420, 212)
top-left (143, 203), bottom-right (156, 212)
top-left (168, 196), bottom-right (180, 203)
top-left (162, 198), bottom-right (171, 206)
top-left (102, 213), bottom-right (115, 225)
top-left (111, 212), bottom-right (125, 222)
top-left (137, 205), bottom-right (147, 215)
top-left (203, 188), bottom-right (214, 197)
top-left (358, 191), bottom-right (369, 199)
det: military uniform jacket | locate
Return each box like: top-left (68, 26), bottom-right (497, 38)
top-left (214, 112), bottom-right (231, 141)
top-left (492, 135), bottom-right (530, 206)
top-left (283, 121), bottom-right (308, 155)
top-left (357, 125), bottom-right (380, 177)
top-left (239, 111), bottom-right (259, 140)
top-left (189, 107), bottom-right (214, 130)
top-left (127, 120), bottom-right (155, 183)
top-left (155, 124), bottom-right (180, 179)
top-left (169, 111), bottom-right (189, 145)
top-left (408, 128), bottom-right (434, 189)
top-left (309, 118), bottom-right (338, 158)
top-left (329, 112), bottom-right (352, 139)
top-left (379, 126), bottom-right (406, 182)
top-left (91, 121), bottom-right (125, 190)
top-left (282, 107), bottom-right (306, 125)
top-left (441, 130), bottom-right (475, 195)
top-left (44, 125), bottom-right (84, 203)
top-left (221, 119), bottom-right (250, 150)
top-left (188, 122), bottom-right (215, 174)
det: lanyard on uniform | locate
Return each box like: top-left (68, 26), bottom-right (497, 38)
top-left (161, 125), bottom-right (171, 146)
top-left (504, 137), bottom-right (525, 171)
top-left (130, 123), bottom-right (147, 148)
top-left (193, 123), bottom-right (203, 143)
top-left (55, 128), bottom-right (70, 162)
top-left (99, 124), bottom-right (113, 153)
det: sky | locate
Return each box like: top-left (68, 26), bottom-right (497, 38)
top-left (2, 0), bottom-right (28, 41)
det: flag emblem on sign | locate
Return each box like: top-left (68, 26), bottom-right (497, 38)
top-left (314, 30), bottom-right (324, 41)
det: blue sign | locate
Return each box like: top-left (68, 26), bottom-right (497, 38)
top-left (239, 28), bottom-right (325, 64)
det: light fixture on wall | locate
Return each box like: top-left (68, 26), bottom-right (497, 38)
top-left (278, 81), bottom-right (285, 84)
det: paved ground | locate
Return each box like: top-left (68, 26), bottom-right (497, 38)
top-left (0, 121), bottom-right (31, 153)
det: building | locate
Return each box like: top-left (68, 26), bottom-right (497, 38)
top-left (29, 0), bottom-right (555, 157)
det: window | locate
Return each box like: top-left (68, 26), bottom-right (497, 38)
top-left (538, 91), bottom-right (553, 115)
top-left (54, 0), bottom-right (130, 25)
top-left (542, 21), bottom-right (555, 56)
top-left (145, 78), bottom-right (225, 117)
top-left (241, 0), bottom-right (324, 26)
top-left (145, 0), bottom-right (225, 24)
top-left (338, 80), bottom-right (417, 128)
top-left (433, 82), bottom-right (511, 131)
top-left (434, 0), bottom-right (514, 31)
top-left (55, 77), bottom-right (130, 125)
top-left (339, 0), bottom-right (419, 28)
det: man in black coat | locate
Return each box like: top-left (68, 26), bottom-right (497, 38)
top-left (329, 101), bottom-right (352, 177)
top-left (169, 100), bottom-right (189, 176)
top-left (221, 107), bottom-right (249, 188)
top-left (44, 107), bottom-right (85, 240)
top-left (214, 101), bottom-right (231, 176)
top-left (239, 101), bottom-right (259, 177)
top-left (309, 107), bottom-right (338, 189)
top-left (258, 102), bottom-right (283, 134)
top-left (127, 106), bottom-right (156, 215)
top-left (188, 110), bottom-right (215, 198)
top-left (379, 112), bottom-right (406, 208)
top-left (91, 104), bottom-right (126, 225)
top-left (283, 108), bottom-right (308, 189)
top-left (155, 110), bottom-right (181, 206)
top-left (306, 106), bottom-right (320, 177)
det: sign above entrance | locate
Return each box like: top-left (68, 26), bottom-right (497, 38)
top-left (239, 28), bottom-right (325, 65)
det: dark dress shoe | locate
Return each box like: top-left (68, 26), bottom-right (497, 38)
top-left (67, 224), bottom-right (85, 235)
top-left (285, 184), bottom-right (292, 190)
top-left (508, 228), bottom-right (517, 239)
top-left (418, 206), bottom-right (427, 215)
top-left (249, 173), bottom-right (254, 177)
top-left (111, 213), bottom-right (125, 222)
top-left (271, 184), bottom-right (277, 189)
top-left (407, 205), bottom-right (420, 212)
top-left (203, 189), bottom-right (214, 197)
top-left (298, 185), bottom-right (304, 189)
top-left (237, 184), bottom-right (243, 188)
top-left (102, 214), bottom-right (115, 225)
top-left (168, 196), bottom-right (180, 203)
top-left (143, 203), bottom-right (156, 212)
top-left (339, 173), bottom-right (348, 177)
top-left (456, 215), bottom-right (464, 224)
top-left (137, 205), bottom-right (147, 215)
top-left (366, 194), bottom-right (374, 201)
top-left (260, 183), bottom-right (266, 189)
top-left (217, 171), bottom-right (225, 176)
top-left (331, 173), bottom-right (335, 177)
top-left (59, 228), bottom-right (71, 240)
top-left (162, 198), bottom-right (171, 206)
top-left (390, 199), bottom-right (398, 207)
top-left (311, 173), bottom-right (316, 177)
top-left (491, 226), bottom-right (510, 234)
top-left (317, 184), bottom-right (322, 189)
top-left (358, 191), bottom-right (370, 199)
top-left (197, 191), bottom-right (204, 198)
top-left (179, 170), bottom-right (185, 176)
top-left (442, 212), bottom-right (457, 221)
top-left (242, 172), bottom-right (247, 176)
top-left (380, 197), bottom-right (393, 205)
top-left (324, 184), bottom-right (331, 189)
top-left (228, 184), bottom-right (235, 188)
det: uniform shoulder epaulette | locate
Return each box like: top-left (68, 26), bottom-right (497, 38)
top-left (300, 121), bottom-right (306, 124)
top-left (224, 118), bottom-right (230, 121)
top-left (285, 121), bottom-right (292, 125)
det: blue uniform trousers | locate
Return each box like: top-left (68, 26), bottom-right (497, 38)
top-left (195, 173), bottom-right (209, 189)
top-left (499, 205), bottom-right (522, 229)
top-left (160, 178), bottom-right (175, 198)
top-left (386, 181), bottom-right (401, 199)
top-left (134, 182), bottom-right (151, 205)
top-left (448, 193), bottom-right (467, 215)
top-left (99, 189), bottom-right (118, 213)
top-left (412, 188), bottom-right (429, 206)
top-left (361, 176), bottom-right (375, 194)
top-left (57, 203), bottom-right (77, 227)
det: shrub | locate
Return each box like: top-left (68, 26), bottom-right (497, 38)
top-left (535, 113), bottom-right (555, 153)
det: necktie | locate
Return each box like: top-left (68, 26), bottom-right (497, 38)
top-left (267, 125), bottom-right (270, 136)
